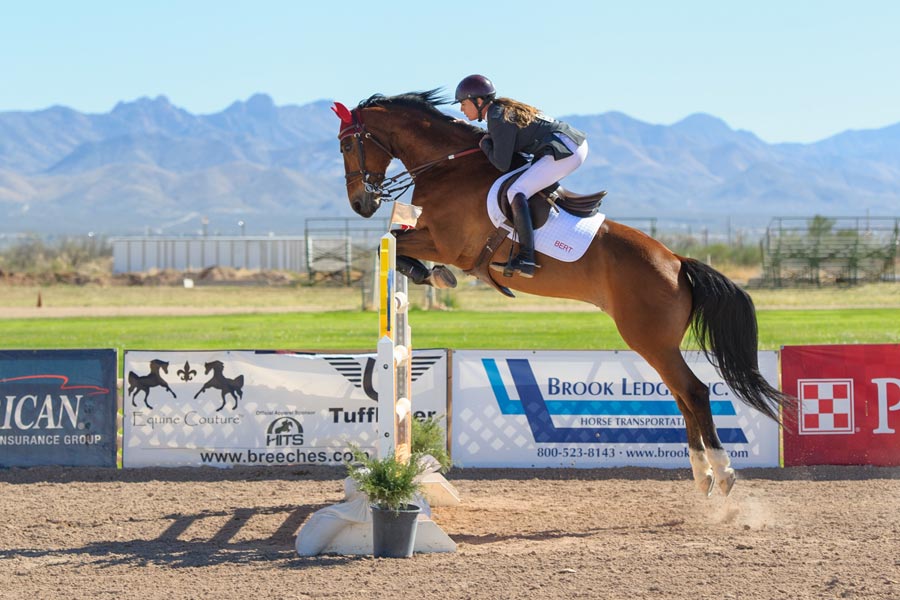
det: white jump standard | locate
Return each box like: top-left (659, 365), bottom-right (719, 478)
top-left (296, 227), bottom-right (457, 556)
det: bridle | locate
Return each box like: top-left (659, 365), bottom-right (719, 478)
top-left (335, 102), bottom-right (480, 204)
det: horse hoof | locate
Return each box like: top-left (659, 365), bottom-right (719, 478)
top-left (429, 266), bottom-right (457, 289)
top-left (718, 470), bottom-right (736, 496)
top-left (696, 473), bottom-right (715, 497)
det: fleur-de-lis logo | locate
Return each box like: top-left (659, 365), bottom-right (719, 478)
top-left (177, 361), bottom-right (197, 382)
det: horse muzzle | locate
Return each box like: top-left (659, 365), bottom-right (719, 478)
top-left (351, 189), bottom-right (382, 218)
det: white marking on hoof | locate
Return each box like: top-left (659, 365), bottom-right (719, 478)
top-left (717, 469), bottom-right (736, 496)
top-left (707, 448), bottom-right (736, 496)
top-left (689, 449), bottom-right (714, 496)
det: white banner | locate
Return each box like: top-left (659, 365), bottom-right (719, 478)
top-left (123, 350), bottom-right (447, 467)
top-left (451, 350), bottom-right (780, 468)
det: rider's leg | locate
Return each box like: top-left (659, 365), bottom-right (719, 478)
top-left (491, 137), bottom-right (588, 278)
top-left (491, 193), bottom-right (537, 278)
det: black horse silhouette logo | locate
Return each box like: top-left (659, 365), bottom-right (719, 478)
top-left (193, 360), bottom-right (244, 411)
top-left (127, 359), bottom-right (177, 409)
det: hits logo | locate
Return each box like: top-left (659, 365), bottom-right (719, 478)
top-left (266, 417), bottom-right (304, 447)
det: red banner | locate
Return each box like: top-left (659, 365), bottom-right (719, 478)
top-left (781, 345), bottom-right (900, 466)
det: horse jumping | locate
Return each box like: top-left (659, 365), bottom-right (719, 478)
top-left (128, 359), bottom-right (177, 409)
top-left (333, 90), bottom-right (793, 496)
top-left (194, 360), bottom-right (244, 411)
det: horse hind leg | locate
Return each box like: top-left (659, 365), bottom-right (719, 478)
top-left (628, 344), bottom-right (731, 496)
top-left (672, 371), bottom-right (736, 496)
top-left (674, 395), bottom-right (715, 496)
top-left (694, 401), bottom-right (736, 496)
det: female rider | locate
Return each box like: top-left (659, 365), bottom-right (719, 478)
top-left (454, 74), bottom-right (589, 278)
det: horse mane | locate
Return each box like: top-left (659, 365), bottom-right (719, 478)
top-left (357, 89), bottom-right (483, 138)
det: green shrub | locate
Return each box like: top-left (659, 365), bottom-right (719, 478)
top-left (347, 447), bottom-right (425, 512)
top-left (411, 415), bottom-right (451, 473)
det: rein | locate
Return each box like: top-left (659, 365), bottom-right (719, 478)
top-left (339, 112), bottom-right (480, 203)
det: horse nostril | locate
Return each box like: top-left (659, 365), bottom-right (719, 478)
top-left (352, 200), bottom-right (362, 214)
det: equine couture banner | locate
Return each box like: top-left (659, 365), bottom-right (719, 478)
top-left (123, 350), bottom-right (448, 468)
top-left (0, 349), bottom-right (118, 467)
top-left (451, 350), bottom-right (780, 468)
top-left (781, 344), bottom-right (900, 466)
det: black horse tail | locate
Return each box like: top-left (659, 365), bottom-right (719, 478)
top-left (681, 257), bottom-right (792, 421)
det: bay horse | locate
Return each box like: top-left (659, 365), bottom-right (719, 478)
top-left (128, 359), bottom-right (177, 409)
top-left (333, 90), bottom-right (791, 496)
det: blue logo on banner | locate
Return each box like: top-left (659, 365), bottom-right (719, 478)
top-left (483, 358), bottom-right (748, 444)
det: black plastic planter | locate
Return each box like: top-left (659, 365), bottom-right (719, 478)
top-left (371, 504), bottom-right (421, 558)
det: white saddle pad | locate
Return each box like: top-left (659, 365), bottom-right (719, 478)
top-left (486, 166), bottom-right (605, 263)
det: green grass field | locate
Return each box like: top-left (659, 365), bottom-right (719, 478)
top-left (3, 306), bottom-right (899, 352)
top-left (2, 283), bottom-right (898, 368)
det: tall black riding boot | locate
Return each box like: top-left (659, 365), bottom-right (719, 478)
top-left (491, 193), bottom-right (537, 278)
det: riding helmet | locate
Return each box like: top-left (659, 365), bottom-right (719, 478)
top-left (454, 74), bottom-right (496, 103)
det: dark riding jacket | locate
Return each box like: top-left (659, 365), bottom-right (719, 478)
top-left (479, 102), bottom-right (587, 172)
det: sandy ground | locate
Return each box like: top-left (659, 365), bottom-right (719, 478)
top-left (1, 465), bottom-right (898, 600)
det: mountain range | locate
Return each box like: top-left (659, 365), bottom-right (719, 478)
top-left (1, 93), bottom-right (898, 236)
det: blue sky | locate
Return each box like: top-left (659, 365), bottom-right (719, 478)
top-left (2, 1), bottom-right (898, 143)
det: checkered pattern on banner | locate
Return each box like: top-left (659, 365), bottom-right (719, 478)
top-left (798, 379), bottom-right (854, 434)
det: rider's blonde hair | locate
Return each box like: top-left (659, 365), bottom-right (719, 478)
top-left (493, 97), bottom-right (539, 127)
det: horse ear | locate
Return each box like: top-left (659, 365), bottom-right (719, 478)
top-left (332, 102), bottom-right (353, 125)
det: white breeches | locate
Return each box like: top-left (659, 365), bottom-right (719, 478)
top-left (507, 134), bottom-right (588, 203)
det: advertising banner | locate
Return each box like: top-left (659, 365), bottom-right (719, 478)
top-left (782, 344), bottom-right (900, 466)
top-left (0, 349), bottom-right (118, 467)
top-left (123, 350), bottom-right (447, 467)
top-left (451, 350), bottom-right (780, 468)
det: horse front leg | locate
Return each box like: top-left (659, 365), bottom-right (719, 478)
top-left (393, 229), bottom-right (456, 289)
top-left (396, 256), bottom-right (457, 289)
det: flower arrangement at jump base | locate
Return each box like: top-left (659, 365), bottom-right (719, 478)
top-left (346, 448), bottom-right (427, 558)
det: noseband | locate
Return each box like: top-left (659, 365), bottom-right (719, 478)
top-left (338, 108), bottom-right (480, 203)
